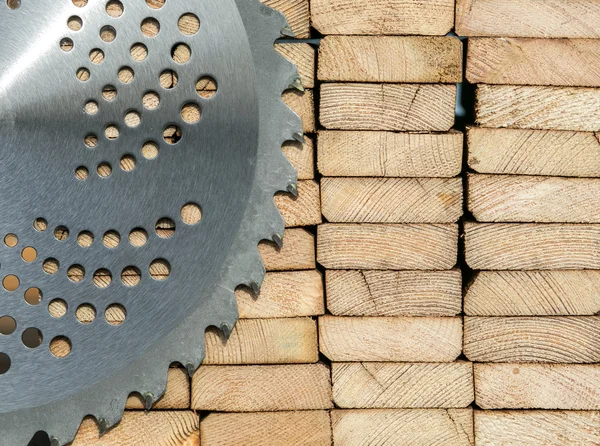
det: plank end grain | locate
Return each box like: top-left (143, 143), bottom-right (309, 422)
top-left (319, 316), bottom-right (463, 362)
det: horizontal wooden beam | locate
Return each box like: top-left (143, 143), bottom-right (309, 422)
top-left (476, 85), bottom-right (600, 131)
top-left (465, 316), bottom-right (600, 363)
top-left (192, 364), bottom-right (332, 411)
top-left (333, 362), bottom-right (474, 409)
top-left (467, 38), bottom-right (600, 87)
top-left (318, 223), bottom-right (458, 270)
top-left (311, 0), bottom-right (454, 35)
top-left (332, 409), bottom-right (474, 445)
top-left (320, 84), bottom-right (456, 132)
top-left (465, 271), bottom-right (600, 316)
top-left (475, 363), bottom-right (600, 410)
top-left (318, 131), bottom-right (463, 178)
top-left (201, 411), bottom-right (332, 446)
top-left (467, 127), bottom-right (600, 177)
top-left (322, 177), bottom-right (463, 223)
top-left (326, 270), bottom-right (462, 317)
top-left (319, 316), bottom-right (463, 362)
top-left (319, 36), bottom-right (462, 83)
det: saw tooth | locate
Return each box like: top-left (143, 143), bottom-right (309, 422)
top-left (250, 281), bottom-right (261, 295)
top-left (293, 131), bottom-right (305, 144)
top-left (286, 183), bottom-right (299, 197)
top-left (142, 392), bottom-right (154, 411)
top-left (98, 418), bottom-right (110, 436)
top-left (49, 436), bottom-right (60, 446)
top-left (289, 76), bottom-right (305, 92)
top-left (280, 25), bottom-right (295, 37)
top-left (186, 362), bottom-right (199, 378)
top-left (220, 322), bottom-right (233, 338)
top-left (271, 233), bottom-right (284, 248)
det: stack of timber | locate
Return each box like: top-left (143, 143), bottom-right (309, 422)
top-left (65, 3), bottom-right (332, 444)
top-left (313, 1), bottom-right (473, 443)
top-left (461, 1), bottom-right (600, 444)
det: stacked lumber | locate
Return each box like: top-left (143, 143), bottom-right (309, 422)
top-left (462, 1), bottom-right (600, 443)
top-left (314, 2), bottom-right (471, 442)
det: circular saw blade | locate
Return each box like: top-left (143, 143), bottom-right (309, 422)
top-left (0, 0), bottom-right (300, 443)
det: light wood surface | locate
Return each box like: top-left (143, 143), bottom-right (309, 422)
top-left (467, 127), bottom-right (600, 177)
top-left (283, 137), bottom-right (315, 180)
top-left (465, 222), bottom-right (600, 270)
top-left (317, 131), bottom-right (463, 178)
top-left (72, 412), bottom-right (199, 445)
top-left (464, 316), bottom-right (600, 363)
top-left (465, 270), bottom-right (600, 316)
top-left (283, 89), bottom-right (315, 133)
top-left (319, 316), bottom-right (463, 362)
top-left (201, 411), bottom-right (332, 446)
top-left (468, 174), bottom-right (600, 223)
top-left (475, 364), bottom-right (600, 410)
top-left (192, 364), bottom-right (332, 411)
top-left (318, 36), bottom-right (462, 83)
top-left (326, 270), bottom-right (462, 316)
top-left (311, 0), bottom-right (454, 35)
top-left (317, 223), bottom-right (458, 270)
top-left (276, 43), bottom-right (315, 88)
top-left (125, 368), bottom-right (189, 410)
top-left (320, 83), bottom-right (456, 131)
top-left (475, 411), bottom-right (600, 446)
top-left (456, 0), bottom-right (600, 38)
top-left (476, 85), bottom-right (600, 131)
top-left (204, 318), bottom-right (318, 365)
top-left (332, 409), bottom-right (474, 446)
top-left (467, 38), bottom-right (600, 87)
top-left (259, 228), bottom-right (315, 271)
top-left (263, 0), bottom-right (310, 38)
top-left (321, 177), bottom-right (463, 223)
top-left (236, 270), bottom-right (324, 318)
top-left (332, 362), bottom-right (474, 409)
top-left (277, 180), bottom-right (322, 227)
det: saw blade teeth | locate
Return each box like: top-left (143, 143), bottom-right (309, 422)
top-left (143, 392), bottom-right (155, 411)
top-left (280, 25), bottom-right (295, 38)
top-left (220, 323), bottom-right (233, 339)
top-left (185, 362), bottom-right (199, 378)
top-left (289, 76), bottom-right (305, 92)
top-left (293, 131), bottom-right (306, 144)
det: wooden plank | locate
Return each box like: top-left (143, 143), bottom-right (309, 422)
top-left (475, 364), bottom-right (600, 410)
top-left (467, 127), bottom-right (600, 177)
top-left (318, 36), bottom-right (462, 83)
top-left (283, 89), bottom-right (315, 134)
top-left (282, 136), bottom-right (314, 181)
top-left (204, 318), bottom-right (318, 365)
top-left (319, 316), bottom-right (462, 362)
top-left (125, 368), bottom-right (189, 410)
top-left (72, 412), bottom-right (199, 445)
top-left (276, 43), bottom-right (315, 88)
top-left (192, 364), bottom-right (332, 411)
top-left (201, 411), bottom-right (332, 446)
top-left (333, 362), bottom-right (474, 409)
top-left (259, 228), bottom-right (315, 271)
top-left (475, 85), bottom-right (600, 132)
top-left (468, 174), bottom-right (600, 223)
top-left (467, 38), bottom-right (600, 87)
top-left (320, 84), bottom-right (456, 132)
top-left (317, 223), bottom-right (458, 270)
top-left (237, 270), bottom-right (324, 318)
top-left (311, 0), bottom-right (454, 36)
top-left (263, 0), bottom-right (310, 39)
top-left (321, 177), bottom-right (463, 224)
top-left (465, 270), bottom-right (600, 316)
top-left (326, 270), bottom-right (462, 317)
top-left (332, 409), bottom-right (474, 446)
top-left (277, 180), bottom-right (321, 227)
top-left (456, 0), bottom-right (600, 38)
top-left (464, 316), bottom-right (600, 363)
top-left (317, 130), bottom-right (463, 178)
top-left (475, 411), bottom-right (600, 446)
top-left (465, 222), bottom-right (600, 270)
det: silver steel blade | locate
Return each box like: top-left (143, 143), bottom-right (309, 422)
top-left (0, 0), bottom-right (299, 443)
